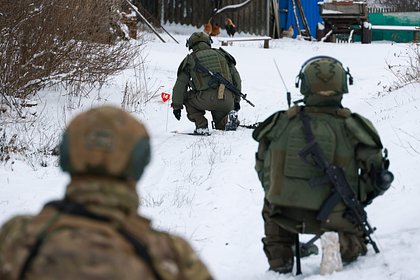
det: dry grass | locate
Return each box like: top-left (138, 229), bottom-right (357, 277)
top-left (0, 0), bottom-right (143, 116)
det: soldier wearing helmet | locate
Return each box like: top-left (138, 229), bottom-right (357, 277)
top-left (171, 32), bottom-right (242, 134)
top-left (0, 106), bottom-right (213, 280)
top-left (253, 56), bottom-right (393, 274)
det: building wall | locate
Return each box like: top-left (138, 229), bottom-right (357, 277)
top-left (137, 0), bottom-right (271, 36)
top-left (369, 12), bottom-right (420, 42)
top-left (276, 0), bottom-right (322, 38)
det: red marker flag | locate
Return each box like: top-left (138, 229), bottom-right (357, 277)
top-left (161, 92), bottom-right (171, 103)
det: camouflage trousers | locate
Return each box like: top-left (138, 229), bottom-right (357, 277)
top-left (262, 199), bottom-right (367, 272)
top-left (185, 88), bottom-right (234, 130)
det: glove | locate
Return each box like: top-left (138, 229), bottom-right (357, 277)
top-left (234, 102), bottom-right (240, 111)
top-left (173, 109), bottom-right (181, 120)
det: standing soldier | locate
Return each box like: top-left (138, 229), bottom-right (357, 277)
top-left (0, 106), bottom-right (213, 280)
top-left (253, 56), bottom-right (393, 273)
top-left (172, 32), bottom-right (242, 134)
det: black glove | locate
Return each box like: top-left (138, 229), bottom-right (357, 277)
top-left (173, 109), bottom-right (181, 120)
top-left (234, 102), bottom-right (240, 111)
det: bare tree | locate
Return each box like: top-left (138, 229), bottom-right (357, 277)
top-left (0, 0), bottom-right (143, 116)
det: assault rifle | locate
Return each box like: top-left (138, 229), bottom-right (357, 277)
top-left (298, 110), bottom-right (380, 253)
top-left (193, 59), bottom-right (255, 107)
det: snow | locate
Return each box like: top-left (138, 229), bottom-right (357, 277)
top-left (372, 25), bottom-right (420, 31)
top-left (321, 9), bottom-right (344, 14)
top-left (215, 0), bottom-right (253, 15)
top-left (1, 25), bottom-right (420, 280)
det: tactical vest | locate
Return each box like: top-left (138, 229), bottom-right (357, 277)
top-left (189, 49), bottom-right (232, 91)
top-left (11, 201), bottom-right (173, 280)
top-left (253, 106), bottom-right (384, 212)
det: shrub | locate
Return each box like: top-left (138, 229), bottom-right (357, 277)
top-left (0, 0), bottom-right (142, 116)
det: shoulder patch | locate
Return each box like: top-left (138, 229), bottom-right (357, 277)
top-left (216, 47), bottom-right (236, 65)
top-left (345, 113), bottom-right (382, 148)
top-left (252, 111), bottom-right (285, 141)
top-left (286, 106), bottom-right (300, 119)
top-left (337, 108), bottom-right (352, 118)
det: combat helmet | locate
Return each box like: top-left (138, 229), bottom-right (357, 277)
top-left (295, 56), bottom-right (353, 97)
top-left (186, 32), bottom-right (213, 50)
top-left (59, 106), bottom-right (151, 181)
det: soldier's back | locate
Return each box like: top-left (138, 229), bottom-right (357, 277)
top-left (0, 204), bottom-right (210, 280)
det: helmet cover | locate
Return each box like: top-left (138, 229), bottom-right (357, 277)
top-left (59, 106), bottom-right (150, 181)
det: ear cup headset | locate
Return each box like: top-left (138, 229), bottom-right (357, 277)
top-left (295, 55), bottom-right (353, 90)
top-left (185, 32), bottom-right (213, 50)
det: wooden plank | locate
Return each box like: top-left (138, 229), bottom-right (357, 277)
top-left (220, 36), bottom-right (272, 48)
top-left (125, 0), bottom-right (166, 43)
top-left (272, 0), bottom-right (280, 38)
top-left (221, 36), bottom-right (272, 41)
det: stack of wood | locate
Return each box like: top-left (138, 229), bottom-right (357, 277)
top-left (120, 12), bottom-right (138, 39)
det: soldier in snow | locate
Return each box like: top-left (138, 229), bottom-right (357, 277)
top-left (0, 106), bottom-right (213, 280)
top-left (253, 56), bottom-right (393, 273)
top-left (171, 32), bottom-right (242, 135)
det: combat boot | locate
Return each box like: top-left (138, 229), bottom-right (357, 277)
top-left (225, 110), bottom-right (239, 131)
top-left (194, 127), bottom-right (210, 135)
top-left (269, 258), bottom-right (293, 274)
top-left (293, 242), bottom-right (319, 258)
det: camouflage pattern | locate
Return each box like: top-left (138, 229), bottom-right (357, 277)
top-left (253, 57), bottom-right (390, 272)
top-left (60, 106), bottom-right (150, 181)
top-left (0, 179), bottom-right (212, 280)
top-left (172, 32), bottom-right (241, 130)
top-left (0, 106), bottom-right (212, 280)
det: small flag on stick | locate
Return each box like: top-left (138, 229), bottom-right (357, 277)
top-left (161, 92), bottom-right (171, 103)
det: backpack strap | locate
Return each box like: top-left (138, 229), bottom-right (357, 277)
top-left (19, 200), bottom-right (164, 280)
top-left (18, 211), bottom-right (61, 280)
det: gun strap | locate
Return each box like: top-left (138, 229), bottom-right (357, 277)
top-left (19, 200), bottom-right (164, 280)
top-left (298, 109), bottom-right (341, 221)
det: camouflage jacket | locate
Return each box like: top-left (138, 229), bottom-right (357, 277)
top-left (0, 177), bottom-right (212, 280)
top-left (172, 42), bottom-right (242, 108)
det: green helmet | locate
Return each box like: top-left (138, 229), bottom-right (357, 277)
top-left (186, 32), bottom-right (213, 50)
top-left (295, 56), bottom-right (353, 96)
top-left (59, 106), bottom-right (151, 181)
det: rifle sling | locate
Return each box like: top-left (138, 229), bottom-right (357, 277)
top-left (316, 192), bottom-right (341, 221)
top-left (298, 109), bottom-right (348, 222)
top-left (19, 200), bottom-right (163, 280)
top-left (191, 53), bottom-right (239, 95)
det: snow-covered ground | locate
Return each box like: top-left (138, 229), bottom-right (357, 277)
top-left (1, 28), bottom-right (420, 280)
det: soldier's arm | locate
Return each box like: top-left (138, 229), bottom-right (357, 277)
top-left (169, 235), bottom-right (213, 280)
top-left (172, 57), bottom-right (191, 109)
top-left (252, 111), bottom-right (287, 190)
top-left (346, 113), bottom-right (391, 203)
top-left (217, 48), bottom-right (242, 103)
top-left (229, 64), bottom-right (242, 103)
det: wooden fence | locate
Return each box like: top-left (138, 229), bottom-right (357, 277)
top-left (135, 0), bottom-right (270, 36)
top-left (368, 7), bottom-right (399, 14)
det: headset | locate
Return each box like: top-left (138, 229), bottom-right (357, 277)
top-left (295, 55), bottom-right (353, 89)
top-left (185, 32), bottom-right (213, 50)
